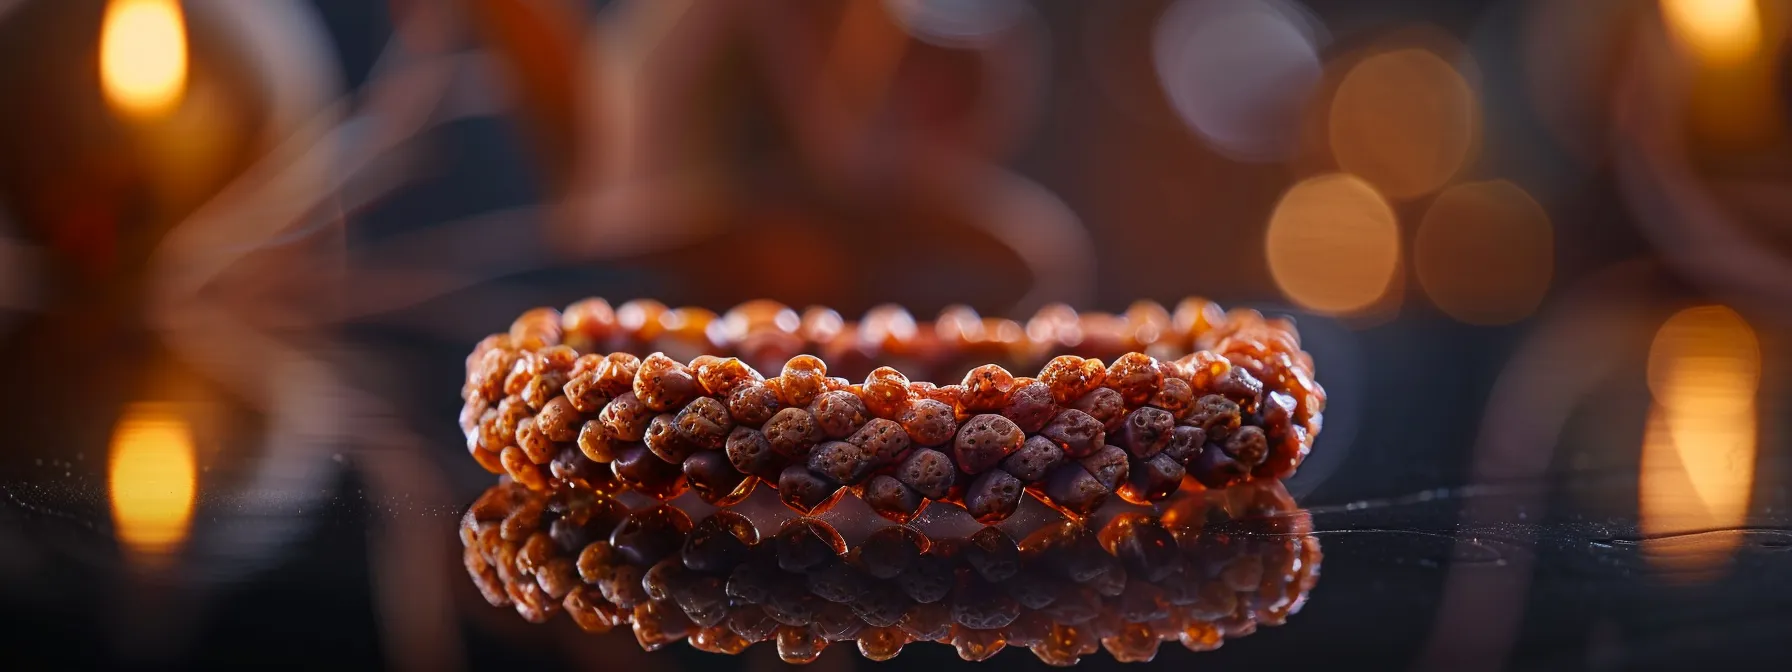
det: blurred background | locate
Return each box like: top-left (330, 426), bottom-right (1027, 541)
top-left (1, 0), bottom-right (1789, 669)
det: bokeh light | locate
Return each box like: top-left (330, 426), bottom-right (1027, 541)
top-left (1414, 180), bottom-right (1554, 325)
top-left (99, 0), bottom-right (189, 118)
top-left (1266, 173), bottom-right (1400, 314)
top-left (1640, 306), bottom-right (1760, 576)
top-left (1153, 0), bottom-right (1325, 162)
top-left (1660, 0), bottom-right (1761, 66)
top-left (109, 403), bottom-right (198, 559)
top-left (1328, 48), bottom-right (1477, 199)
top-left (883, 0), bottom-right (1028, 47)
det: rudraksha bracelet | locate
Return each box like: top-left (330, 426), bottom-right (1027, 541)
top-left (460, 299), bottom-right (1324, 522)
top-left (461, 479), bottom-right (1319, 664)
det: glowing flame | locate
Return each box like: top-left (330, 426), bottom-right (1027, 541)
top-left (1661, 0), bottom-right (1761, 66)
top-left (100, 0), bottom-right (189, 118)
top-left (109, 404), bottom-right (198, 557)
top-left (1639, 306), bottom-right (1759, 577)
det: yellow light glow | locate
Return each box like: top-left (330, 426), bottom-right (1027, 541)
top-left (1639, 306), bottom-right (1760, 576)
top-left (100, 0), bottom-right (189, 118)
top-left (109, 404), bottom-right (198, 556)
top-left (1661, 0), bottom-right (1761, 66)
top-left (1266, 173), bottom-right (1401, 315)
top-left (1328, 49), bottom-right (1477, 200)
top-left (1414, 180), bottom-right (1554, 325)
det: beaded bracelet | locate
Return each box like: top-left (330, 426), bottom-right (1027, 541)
top-left (460, 299), bottom-right (1324, 523)
top-left (461, 480), bottom-right (1319, 664)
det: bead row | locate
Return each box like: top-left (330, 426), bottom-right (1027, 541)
top-left (461, 299), bottom-right (1324, 522)
top-left (461, 480), bottom-right (1319, 665)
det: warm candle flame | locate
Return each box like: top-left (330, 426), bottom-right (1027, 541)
top-left (1639, 306), bottom-right (1759, 578)
top-left (108, 404), bottom-right (198, 557)
top-left (1661, 0), bottom-right (1761, 66)
top-left (100, 0), bottom-right (189, 118)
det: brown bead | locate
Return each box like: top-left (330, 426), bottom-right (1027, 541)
top-left (1071, 387), bottom-right (1127, 431)
top-left (472, 444), bottom-right (505, 475)
top-left (633, 353), bottom-right (700, 411)
top-left (864, 475), bottom-right (924, 523)
top-left (951, 627), bottom-right (1007, 661)
top-left (895, 448), bottom-right (957, 500)
top-left (564, 587), bottom-right (623, 633)
top-left (1000, 380), bottom-right (1058, 433)
top-left (612, 444), bottom-right (687, 499)
top-left (1040, 355), bottom-right (1107, 404)
top-left (898, 398), bottom-right (958, 447)
top-left (534, 396), bottom-right (582, 443)
top-left (510, 307), bottom-right (563, 349)
top-left (959, 364), bottom-right (1017, 412)
top-left (576, 419), bottom-right (616, 463)
top-left (776, 626), bottom-right (828, 664)
top-left (643, 413), bottom-right (697, 464)
top-left (808, 390), bottom-right (869, 439)
top-left (728, 604), bottom-right (780, 642)
top-left (847, 418), bottom-right (912, 467)
top-left (1213, 366), bottom-right (1264, 410)
top-left (808, 440), bottom-right (875, 485)
top-left (514, 417), bottom-right (555, 464)
top-left (858, 627), bottom-right (909, 661)
top-left (726, 381), bottom-right (782, 426)
top-left (471, 348), bottom-right (519, 402)
top-left (501, 446), bottom-right (549, 490)
top-left (1185, 395), bottom-right (1241, 440)
top-left (1121, 452), bottom-right (1186, 503)
top-left (953, 413), bottom-right (1025, 474)
top-left (1042, 464), bottom-right (1108, 515)
top-left (778, 466), bottom-right (841, 514)
top-left (1079, 445), bottom-right (1130, 492)
top-left (1223, 425), bottom-right (1269, 467)
top-left (674, 396), bottom-right (735, 449)
top-left (685, 450), bottom-right (751, 505)
top-left (1117, 406), bottom-right (1175, 459)
top-left (694, 356), bottom-right (762, 397)
top-left (561, 298), bottom-right (616, 349)
top-left (503, 358), bottom-right (533, 398)
top-left (763, 407), bottom-right (823, 458)
top-left (691, 625), bottom-right (753, 654)
top-left (964, 469), bottom-right (1024, 523)
top-left (549, 446), bottom-right (609, 490)
top-left (561, 371), bottom-right (610, 414)
top-left (1038, 409), bottom-right (1106, 458)
top-left (848, 366), bottom-right (903, 416)
top-left (522, 371), bottom-right (571, 411)
top-left (591, 353), bottom-right (641, 396)
top-left (897, 555), bottom-right (956, 605)
top-left (1105, 352), bottom-right (1166, 407)
top-left (725, 426), bottom-right (787, 480)
top-left (1189, 442), bottom-right (1249, 488)
top-left (1162, 424), bottom-right (1205, 464)
top-left (489, 396), bottom-right (531, 449)
top-left (598, 392), bottom-right (655, 442)
top-left (1150, 377), bottom-right (1195, 421)
top-left (898, 601), bottom-right (954, 640)
top-left (951, 580), bottom-right (1021, 630)
top-left (777, 355), bottom-right (830, 407)
top-left (1002, 435), bottom-right (1065, 483)
top-left (633, 600), bottom-right (695, 651)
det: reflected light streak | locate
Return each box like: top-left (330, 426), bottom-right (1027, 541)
top-left (1661, 0), bottom-right (1761, 66)
top-left (100, 0), bottom-right (189, 118)
top-left (1639, 306), bottom-right (1759, 577)
top-left (109, 404), bottom-right (198, 558)
top-left (1266, 173), bottom-right (1400, 315)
